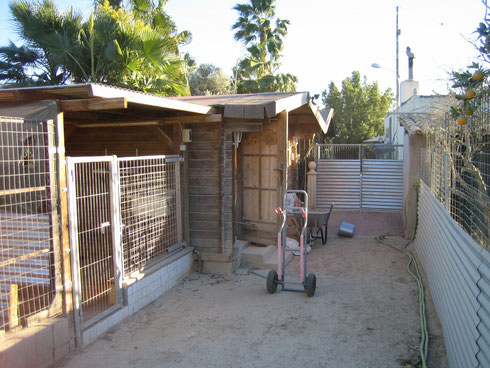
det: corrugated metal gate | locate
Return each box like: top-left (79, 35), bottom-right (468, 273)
top-left (316, 144), bottom-right (404, 212)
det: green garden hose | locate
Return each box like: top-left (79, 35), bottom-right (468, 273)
top-left (375, 184), bottom-right (429, 368)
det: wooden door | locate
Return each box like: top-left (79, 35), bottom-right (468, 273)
top-left (239, 111), bottom-right (287, 244)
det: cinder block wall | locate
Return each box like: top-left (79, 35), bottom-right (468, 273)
top-left (0, 317), bottom-right (72, 368)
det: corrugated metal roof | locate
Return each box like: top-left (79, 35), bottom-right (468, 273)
top-left (172, 92), bottom-right (309, 119)
top-left (0, 83), bottom-right (212, 115)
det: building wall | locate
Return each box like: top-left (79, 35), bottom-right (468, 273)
top-left (416, 182), bottom-right (490, 368)
top-left (66, 126), bottom-right (175, 157)
top-left (220, 126), bottom-right (234, 255)
top-left (186, 123), bottom-right (222, 253)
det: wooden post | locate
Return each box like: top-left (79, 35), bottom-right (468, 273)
top-left (307, 161), bottom-right (317, 210)
top-left (8, 284), bottom-right (18, 329)
top-left (46, 119), bottom-right (63, 316)
top-left (55, 112), bottom-right (75, 346)
top-left (175, 158), bottom-right (183, 244)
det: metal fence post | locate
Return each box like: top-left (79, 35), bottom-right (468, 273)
top-left (443, 153), bottom-right (450, 211)
top-left (65, 157), bottom-right (82, 347)
top-left (111, 156), bottom-right (123, 303)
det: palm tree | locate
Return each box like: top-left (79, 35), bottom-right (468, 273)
top-left (88, 0), bottom-right (190, 95)
top-left (2, 0), bottom-right (191, 95)
top-left (232, 0), bottom-right (296, 92)
top-left (0, 42), bottom-right (40, 85)
top-left (6, 0), bottom-right (84, 85)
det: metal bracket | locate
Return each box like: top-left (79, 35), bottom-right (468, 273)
top-left (166, 156), bottom-right (184, 163)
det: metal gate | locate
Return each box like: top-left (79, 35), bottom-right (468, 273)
top-left (67, 154), bottom-right (183, 340)
top-left (316, 144), bottom-right (404, 212)
top-left (67, 156), bottom-right (122, 331)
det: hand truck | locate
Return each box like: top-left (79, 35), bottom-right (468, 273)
top-left (266, 190), bottom-right (317, 297)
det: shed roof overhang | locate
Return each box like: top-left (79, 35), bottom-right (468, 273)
top-left (0, 83), bottom-right (213, 125)
top-left (173, 92), bottom-right (335, 136)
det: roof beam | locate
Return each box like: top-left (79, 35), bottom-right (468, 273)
top-left (60, 97), bottom-right (127, 112)
top-left (150, 126), bottom-right (174, 148)
top-left (74, 114), bottom-right (222, 128)
top-left (159, 114), bottom-right (222, 124)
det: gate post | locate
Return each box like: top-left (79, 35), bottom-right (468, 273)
top-left (307, 161), bottom-right (317, 210)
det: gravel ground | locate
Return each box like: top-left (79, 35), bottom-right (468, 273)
top-left (58, 232), bottom-right (445, 368)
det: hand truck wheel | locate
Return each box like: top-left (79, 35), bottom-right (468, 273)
top-left (266, 270), bottom-right (279, 294)
top-left (304, 273), bottom-right (316, 297)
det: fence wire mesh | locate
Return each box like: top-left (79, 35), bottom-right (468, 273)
top-left (70, 159), bottom-right (117, 322)
top-left (0, 117), bottom-right (60, 332)
top-left (421, 94), bottom-right (489, 249)
top-left (119, 156), bottom-right (180, 276)
top-left (317, 144), bottom-right (403, 160)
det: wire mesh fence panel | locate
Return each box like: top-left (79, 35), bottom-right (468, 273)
top-left (118, 156), bottom-right (181, 276)
top-left (317, 144), bottom-right (361, 160)
top-left (421, 93), bottom-right (489, 249)
top-left (362, 144), bottom-right (404, 160)
top-left (68, 158), bottom-right (118, 323)
top-left (0, 117), bottom-right (61, 333)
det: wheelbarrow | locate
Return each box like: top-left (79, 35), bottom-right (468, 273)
top-left (294, 204), bottom-right (334, 245)
top-left (266, 190), bottom-right (317, 297)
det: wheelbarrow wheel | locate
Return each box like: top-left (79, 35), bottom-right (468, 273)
top-left (266, 270), bottom-right (279, 294)
top-left (305, 273), bottom-right (316, 297)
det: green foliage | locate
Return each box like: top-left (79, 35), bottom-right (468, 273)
top-left (232, 0), bottom-right (297, 93)
top-left (450, 2), bottom-right (489, 120)
top-left (188, 64), bottom-right (233, 96)
top-left (0, 0), bottom-right (190, 95)
top-left (322, 71), bottom-right (393, 143)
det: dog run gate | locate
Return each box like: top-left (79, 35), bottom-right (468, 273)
top-left (315, 144), bottom-right (404, 212)
top-left (67, 155), bottom-right (182, 330)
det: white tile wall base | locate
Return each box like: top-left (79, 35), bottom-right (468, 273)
top-left (81, 249), bottom-right (193, 346)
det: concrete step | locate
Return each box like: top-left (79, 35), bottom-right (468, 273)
top-left (240, 244), bottom-right (294, 270)
top-left (240, 245), bottom-right (276, 268)
top-left (263, 249), bottom-right (294, 270)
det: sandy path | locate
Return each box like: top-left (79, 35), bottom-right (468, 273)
top-left (58, 234), bottom-right (430, 368)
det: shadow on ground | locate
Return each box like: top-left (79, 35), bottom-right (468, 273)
top-left (59, 212), bottom-right (447, 368)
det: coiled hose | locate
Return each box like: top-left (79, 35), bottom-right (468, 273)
top-left (375, 184), bottom-right (429, 368)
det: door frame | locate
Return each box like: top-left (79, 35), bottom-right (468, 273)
top-left (235, 111), bottom-right (288, 244)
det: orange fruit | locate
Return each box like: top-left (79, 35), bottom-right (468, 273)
top-left (457, 116), bottom-right (467, 125)
top-left (464, 109), bottom-right (473, 116)
top-left (472, 70), bottom-right (485, 81)
top-left (465, 90), bottom-right (476, 99)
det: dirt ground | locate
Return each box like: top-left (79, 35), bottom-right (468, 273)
top-left (58, 212), bottom-right (447, 368)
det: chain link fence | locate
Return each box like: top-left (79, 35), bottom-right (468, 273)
top-left (421, 93), bottom-right (489, 249)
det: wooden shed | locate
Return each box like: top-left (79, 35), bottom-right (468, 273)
top-left (172, 92), bottom-right (334, 273)
top-left (0, 83), bottom-right (215, 358)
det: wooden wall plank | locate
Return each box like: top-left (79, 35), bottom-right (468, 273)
top-left (186, 123), bottom-right (221, 254)
top-left (66, 126), bottom-right (174, 156)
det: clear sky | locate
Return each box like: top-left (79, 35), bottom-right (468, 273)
top-left (0, 0), bottom-right (485, 97)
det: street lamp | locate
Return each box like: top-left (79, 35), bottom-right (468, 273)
top-left (233, 57), bottom-right (244, 94)
top-left (371, 62), bottom-right (399, 109)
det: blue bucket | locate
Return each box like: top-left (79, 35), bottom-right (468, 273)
top-left (339, 220), bottom-right (355, 237)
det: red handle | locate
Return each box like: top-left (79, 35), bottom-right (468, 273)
top-left (275, 207), bottom-right (284, 216)
top-left (301, 208), bottom-right (307, 218)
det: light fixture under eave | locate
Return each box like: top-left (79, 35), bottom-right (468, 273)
top-left (233, 131), bottom-right (243, 148)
